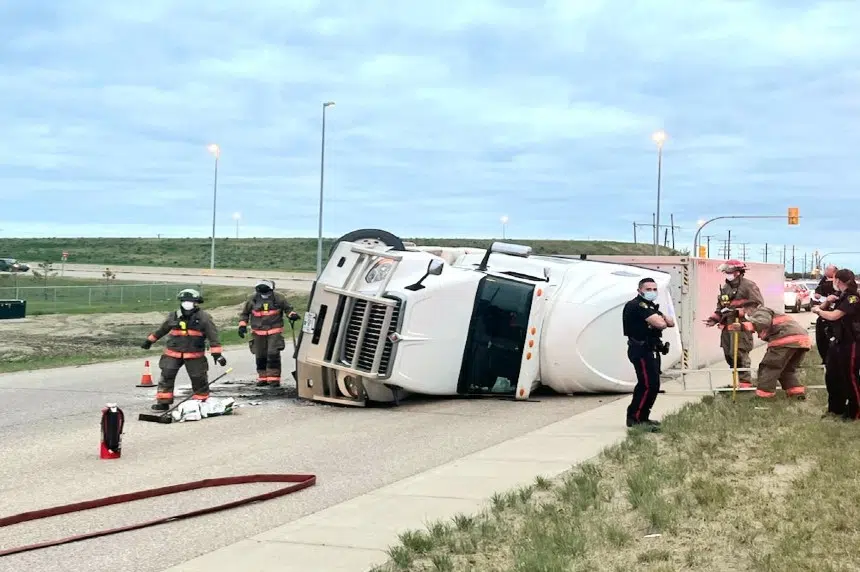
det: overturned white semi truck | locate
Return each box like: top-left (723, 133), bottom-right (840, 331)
top-left (293, 229), bottom-right (785, 407)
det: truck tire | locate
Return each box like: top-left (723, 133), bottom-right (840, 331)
top-left (328, 229), bottom-right (406, 257)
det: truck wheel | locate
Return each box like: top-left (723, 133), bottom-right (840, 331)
top-left (795, 301), bottom-right (801, 313)
top-left (328, 229), bottom-right (406, 257)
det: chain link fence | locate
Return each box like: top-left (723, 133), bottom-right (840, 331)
top-left (0, 283), bottom-right (206, 315)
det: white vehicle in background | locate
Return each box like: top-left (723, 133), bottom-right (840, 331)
top-left (292, 229), bottom-right (784, 407)
top-left (784, 281), bottom-right (812, 313)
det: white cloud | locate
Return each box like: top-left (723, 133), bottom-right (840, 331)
top-left (0, 0), bottom-right (858, 268)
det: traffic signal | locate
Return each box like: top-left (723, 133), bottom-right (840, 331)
top-left (698, 245), bottom-right (707, 257)
top-left (787, 207), bottom-right (799, 225)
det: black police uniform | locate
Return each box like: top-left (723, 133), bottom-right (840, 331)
top-left (823, 290), bottom-right (860, 419)
top-left (814, 276), bottom-right (838, 363)
top-left (622, 295), bottom-right (667, 426)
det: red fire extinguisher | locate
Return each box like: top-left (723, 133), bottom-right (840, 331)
top-left (100, 404), bottom-right (124, 459)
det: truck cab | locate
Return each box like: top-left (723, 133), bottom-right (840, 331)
top-left (293, 229), bottom-right (683, 407)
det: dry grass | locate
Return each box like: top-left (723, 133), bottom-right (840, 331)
top-left (372, 350), bottom-right (860, 572)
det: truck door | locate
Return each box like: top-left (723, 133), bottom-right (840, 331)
top-left (457, 275), bottom-right (535, 396)
top-left (513, 280), bottom-right (549, 400)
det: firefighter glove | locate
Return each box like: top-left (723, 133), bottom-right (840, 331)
top-left (288, 311), bottom-right (300, 322)
top-left (212, 353), bottom-right (227, 366)
top-left (238, 325), bottom-right (247, 338)
top-left (141, 339), bottom-right (152, 349)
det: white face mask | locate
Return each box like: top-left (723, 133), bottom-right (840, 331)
top-left (181, 301), bottom-right (195, 311)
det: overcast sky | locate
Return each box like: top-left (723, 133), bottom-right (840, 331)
top-left (1, 1), bottom-right (858, 269)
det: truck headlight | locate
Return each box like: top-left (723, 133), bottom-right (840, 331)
top-left (365, 259), bottom-right (394, 283)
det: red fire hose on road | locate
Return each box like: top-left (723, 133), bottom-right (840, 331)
top-left (0, 473), bottom-right (317, 557)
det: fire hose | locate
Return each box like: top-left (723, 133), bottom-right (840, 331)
top-left (0, 473), bottom-right (316, 558)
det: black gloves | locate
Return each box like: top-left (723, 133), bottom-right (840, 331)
top-left (288, 311), bottom-right (300, 322)
top-left (212, 353), bottom-right (227, 366)
top-left (141, 339), bottom-right (152, 349)
top-left (238, 325), bottom-right (247, 338)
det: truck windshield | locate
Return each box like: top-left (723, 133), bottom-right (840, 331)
top-left (457, 275), bottom-right (535, 395)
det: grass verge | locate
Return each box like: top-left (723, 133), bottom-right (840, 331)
top-left (0, 237), bottom-right (681, 272)
top-left (371, 349), bottom-right (860, 572)
top-left (0, 275), bottom-right (250, 315)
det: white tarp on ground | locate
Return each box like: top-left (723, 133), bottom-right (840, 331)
top-left (171, 397), bottom-right (235, 422)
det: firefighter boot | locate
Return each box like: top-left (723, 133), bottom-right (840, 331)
top-left (151, 403), bottom-right (170, 411)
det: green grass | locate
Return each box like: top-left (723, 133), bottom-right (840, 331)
top-left (0, 274), bottom-right (250, 315)
top-left (371, 349), bottom-right (860, 572)
top-left (0, 289), bottom-right (310, 374)
top-left (0, 236), bottom-right (682, 272)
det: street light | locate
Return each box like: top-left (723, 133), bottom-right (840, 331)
top-left (501, 215), bottom-right (509, 239)
top-left (693, 214), bottom-right (799, 257)
top-left (651, 130), bottom-right (667, 255)
top-left (233, 212), bottom-right (241, 239)
top-left (207, 143), bottom-right (220, 270)
top-left (317, 101), bottom-right (336, 277)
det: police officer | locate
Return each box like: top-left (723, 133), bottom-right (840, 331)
top-left (623, 277), bottom-right (675, 431)
top-left (813, 265), bottom-right (838, 363)
top-left (812, 268), bottom-right (860, 420)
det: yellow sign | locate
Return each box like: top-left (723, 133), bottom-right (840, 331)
top-left (787, 206), bottom-right (799, 225)
top-left (698, 245), bottom-right (707, 257)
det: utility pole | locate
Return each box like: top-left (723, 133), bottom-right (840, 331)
top-left (738, 243), bottom-right (749, 261)
top-left (791, 244), bottom-right (796, 274)
top-left (702, 234), bottom-right (715, 258)
top-left (670, 213), bottom-right (676, 249)
top-left (726, 230), bottom-right (732, 259)
top-left (761, 243), bottom-right (768, 263)
top-left (803, 252), bottom-right (807, 278)
top-left (634, 216), bottom-right (681, 249)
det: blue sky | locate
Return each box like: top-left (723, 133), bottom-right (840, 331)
top-left (1, 1), bottom-right (858, 268)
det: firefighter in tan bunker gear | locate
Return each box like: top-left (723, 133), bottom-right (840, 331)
top-left (703, 259), bottom-right (764, 388)
top-left (727, 301), bottom-right (810, 399)
top-left (238, 280), bottom-right (299, 387)
top-left (141, 288), bottom-right (226, 411)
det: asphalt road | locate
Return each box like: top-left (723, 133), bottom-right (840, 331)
top-left (21, 263), bottom-right (316, 291)
top-left (0, 343), bottom-right (617, 572)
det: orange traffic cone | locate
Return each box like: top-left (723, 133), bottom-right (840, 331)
top-left (136, 360), bottom-right (154, 387)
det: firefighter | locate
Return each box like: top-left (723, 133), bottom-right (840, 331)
top-left (813, 264), bottom-right (838, 363)
top-left (140, 288), bottom-right (226, 411)
top-left (728, 301), bottom-right (810, 400)
top-left (812, 268), bottom-right (860, 420)
top-left (622, 277), bottom-right (676, 431)
top-left (703, 259), bottom-right (764, 388)
top-left (238, 279), bottom-right (300, 387)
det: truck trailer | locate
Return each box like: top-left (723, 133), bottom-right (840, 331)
top-left (292, 229), bottom-right (785, 407)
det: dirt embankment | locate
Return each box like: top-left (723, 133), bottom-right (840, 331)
top-left (0, 304), bottom-right (243, 363)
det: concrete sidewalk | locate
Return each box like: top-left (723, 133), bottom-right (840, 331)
top-left (164, 342), bottom-right (778, 572)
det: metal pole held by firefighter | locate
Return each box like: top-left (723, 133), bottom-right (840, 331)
top-left (732, 317), bottom-right (740, 403)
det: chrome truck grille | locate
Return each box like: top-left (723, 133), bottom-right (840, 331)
top-left (341, 298), bottom-right (401, 375)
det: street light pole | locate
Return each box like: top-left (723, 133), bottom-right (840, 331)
top-left (207, 143), bottom-right (220, 270)
top-left (317, 101), bottom-right (336, 277)
top-left (693, 215), bottom-right (800, 257)
top-left (651, 130), bottom-right (667, 255)
top-left (818, 251), bottom-right (860, 267)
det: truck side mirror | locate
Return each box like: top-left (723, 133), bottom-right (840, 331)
top-left (405, 259), bottom-right (444, 291)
